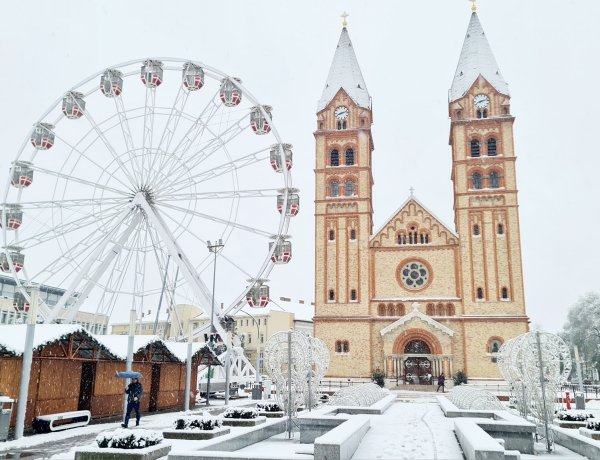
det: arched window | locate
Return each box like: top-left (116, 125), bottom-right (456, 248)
top-left (408, 227), bottom-right (418, 244)
top-left (404, 340), bottom-right (431, 354)
top-left (470, 139), bottom-right (481, 157)
top-left (329, 181), bottom-right (339, 197)
top-left (350, 289), bottom-right (357, 301)
top-left (350, 229), bottom-right (356, 240)
top-left (330, 150), bottom-right (339, 166)
top-left (337, 121), bottom-right (347, 130)
top-left (387, 304), bottom-right (394, 316)
top-left (342, 340), bottom-right (349, 353)
top-left (497, 223), bottom-right (504, 235)
top-left (489, 339), bottom-right (503, 353)
top-left (501, 287), bottom-right (509, 300)
top-left (378, 304), bottom-right (386, 316)
top-left (476, 287), bottom-right (484, 300)
top-left (489, 171), bottom-right (500, 188)
top-left (345, 148), bottom-right (355, 165)
top-left (344, 180), bottom-right (355, 197)
top-left (471, 172), bottom-right (482, 189)
top-left (426, 303), bottom-right (434, 316)
top-left (397, 303), bottom-right (406, 316)
top-left (397, 233), bottom-right (407, 245)
top-left (329, 230), bottom-right (335, 241)
top-left (436, 303), bottom-right (444, 316)
top-left (477, 109), bottom-right (488, 119)
top-left (419, 232), bottom-right (429, 244)
top-left (336, 340), bottom-right (342, 352)
top-left (487, 138), bottom-right (497, 156)
top-left (473, 224), bottom-right (480, 236)
top-left (329, 289), bottom-right (335, 301)
top-left (446, 304), bottom-right (455, 316)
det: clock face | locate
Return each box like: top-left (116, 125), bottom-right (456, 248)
top-left (473, 94), bottom-right (490, 109)
top-left (335, 106), bottom-right (349, 120)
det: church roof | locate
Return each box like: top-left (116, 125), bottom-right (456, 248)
top-left (449, 12), bottom-right (509, 103)
top-left (317, 27), bottom-right (371, 112)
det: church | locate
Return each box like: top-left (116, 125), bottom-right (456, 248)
top-left (313, 8), bottom-right (529, 381)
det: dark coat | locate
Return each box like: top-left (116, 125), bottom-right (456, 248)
top-left (125, 381), bottom-right (143, 403)
top-left (437, 375), bottom-right (445, 386)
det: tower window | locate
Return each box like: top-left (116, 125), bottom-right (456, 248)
top-left (489, 339), bottom-right (502, 353)
top-left (350, 289), bottom-right (357, 301)
top-left (319, 122), bottom-right (323, 130)
top-left (497, 223), bottom-right (504, 235)
top-left (397, 233), bottom-right (407, 245)
top-left (477, 109), bottom-right (488, 119)
top-left (487, 138), bottom-right (497, 156)
top-left (329, 181), bottom-right (339, 197)
top-left (329, 230), bottom-right (335, 241)
top-left (501, 287), bottom-right (509, 300)
top-left (329, 289), bottom-right (335, 301)
top-left (350, 229), bottom-right (356, 240)
top-left (330, 150), bottom-right (339, 166)
top-left (470, 140), bottom-right (480, 157)
top-left (476, 287), bottom-right (484, 300)
top-left (337, 121), bottom-right (347, 130)
top-left (489, 171), bottom-right (501, 188)
top-left (471, 172), bottom-right (482, 189)
top-left (345, 148), bottom-right (355, 165)
top-left (473, 224), bottom-right (480, 236)
top-left (344, 180), bottom-right (355, 197)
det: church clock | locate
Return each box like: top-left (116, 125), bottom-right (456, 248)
top-left (335, 106), bottom-right (349, 120)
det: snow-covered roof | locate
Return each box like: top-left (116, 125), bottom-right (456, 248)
top-left (449, 13), bottom-right (509, 103)
top-left (317, 27), bottom-right (370, 112)
top-left (0, 324), bottom-right (86, 356)
top-left (92, 334), bottom-right (164, 360)
top-left (162, 340), bottom-right (207, 362)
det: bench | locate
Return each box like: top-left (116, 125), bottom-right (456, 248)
top-left (314, 415), bottom-right (370, 460)
top-left (454, 419), bottom-right (504, 460)
top-left (32, 410), bottom-right (91, 433)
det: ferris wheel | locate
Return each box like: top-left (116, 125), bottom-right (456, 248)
top-left (1, 58), bottom-right (298, 339)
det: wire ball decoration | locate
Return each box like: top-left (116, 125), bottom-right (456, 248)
top-left (448, 385), bottom-right (505, 411)
top-left (327, 383), bottom-right (388, 407)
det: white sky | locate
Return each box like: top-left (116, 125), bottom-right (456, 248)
top-left (1, 0), bottom-right (599, 332)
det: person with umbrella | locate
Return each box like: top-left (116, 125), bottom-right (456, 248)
top-left (121, 376), bottom-right (143, 427)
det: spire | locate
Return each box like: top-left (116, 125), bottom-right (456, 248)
top-left (449, 12), bottom-right (509, 103)
top-left (317, 25), bottom-right (370, 112)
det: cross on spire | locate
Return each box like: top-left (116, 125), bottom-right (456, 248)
top-left (341, 11), bottom-right (349, 28)
top-left (469, 0), bottom-right (477, 13)
top-left (409, 186), bottom-right (415, 197)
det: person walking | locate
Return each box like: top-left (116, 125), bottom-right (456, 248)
top-left (436, 373), bottom-right (446, 393)
top-left (122, 377), bottom-right (143, 427)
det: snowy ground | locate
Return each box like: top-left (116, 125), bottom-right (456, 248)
top-left (0, 393), bottom-right (593, 459)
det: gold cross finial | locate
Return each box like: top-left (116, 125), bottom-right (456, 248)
top-left (341, 11), bottom-right (349, 28)
top-left (469, 0), bottom-right (477, 13)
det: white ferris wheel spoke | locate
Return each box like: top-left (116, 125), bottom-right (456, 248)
top-left (17, 196), bottom-right (130, 210)
top-left (159, 201), bottom-right (272, 238)
top-left (155, 188), bottom-right (279, 202)
top-left (141, 86), bottom-right (157, 186)
top-left (113, 96), bottom-right (142, 188)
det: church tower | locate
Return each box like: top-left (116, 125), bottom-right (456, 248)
top-left (449, 9), bottom-right (529, 374)
top-left (313, 20), bottom-right (375, 376)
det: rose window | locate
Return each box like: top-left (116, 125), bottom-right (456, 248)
top-left (400, 261), bottom-right (429, 290)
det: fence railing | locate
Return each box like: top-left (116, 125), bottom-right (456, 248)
top-left (560, 384), bottom-right (600, 398)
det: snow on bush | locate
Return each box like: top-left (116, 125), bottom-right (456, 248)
top-left (256, 401), bottom-right (282, 412)
top-left (96, 428), bottom-right (163, 449)
top-left (556, 409), bottom-right (594, 421)
top-left (587, 420), bottom-right (600, 431)
top-left (173, 411), bottom-right (222, 430)
top-left (222, 407), bottom-right (259, 419)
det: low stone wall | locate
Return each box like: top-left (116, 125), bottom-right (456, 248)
top-left (75, 443), bottom-right (171, 460)
top-left (221, 417), bottom-right (266, 427)
top-left (313, 415), bottom-right (370, 460)
top-left (163, 427), bottom-right (230, 440)
top-left (454, 420), bottom-right (504, 460)
top-left (550, 425), bottom-right (600, 459)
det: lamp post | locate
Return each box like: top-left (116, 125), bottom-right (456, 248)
top-left (206, 239), bottom-right (224, 406)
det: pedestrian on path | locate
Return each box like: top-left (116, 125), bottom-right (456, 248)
top-left (122, 377), bottom-right (143, 427)
top-left (436, 373), bottom-right (445, 393)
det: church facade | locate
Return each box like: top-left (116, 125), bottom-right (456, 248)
top-left (313, 11), bottom-right (529, 381)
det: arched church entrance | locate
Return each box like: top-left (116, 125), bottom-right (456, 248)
top-left (385, 329), bottom-right (452, 385)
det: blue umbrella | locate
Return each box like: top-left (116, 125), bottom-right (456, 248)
top-left (115, 371), bottom-right (143, 379)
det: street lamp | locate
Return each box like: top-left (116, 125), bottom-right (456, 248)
top-left (205, 239), bottom-right (224, 406)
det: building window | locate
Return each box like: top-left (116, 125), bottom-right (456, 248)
top-left (336, 340), bottom-right (349, 353)
top-left (260, 334), bottom-right (264, 344)
top-left (489, 339), bottom-right (503, 353)
top-left (319, 122), bottom-right (323, 130)
top-left (378, 304), bottom-right (385, 316)
top-left (329, 289), bottom-right (335, 301)
top-left (497, 223), bottom-right (504, 235)
top-left (350, 229), bottom-right (356, 240)
top-left (330, 150), bottom-right (339, 166)
top-left (426, 303), bottom-right (434, 316)
top-left (487, 138), bottom-right (497, 156)
top-left (446, 303), bottom-right (455, 316)
top-left (397, 232), bottom-right (407, 244)
top-left (345, 148), bottom-right (355, 165)
top-left (470, 139), bottom-right (480, 157)
top-left (350, 289), bottom-right (357, 301)
top-left (477, 109), bottom-right (488, 119)
top-left (329, 181), bottom-right (339, 197)
top-left (419, 232), bottom-right (429, 244)
top-left (473, 224), bottom-right (480, 236)
top-left (489, 171), bottom-right (501, 188)
top-left (471, 172), bottom-right (482, 189)
top-left (344, 180), bottom-right (355, 197)
top-left (329, 230), bottom-right (335, 241)
top-left (337, 121), bottom-right (347, 130)
top-left (476, 287), bottom-right (484, 300)
top-left (248, 333), bottom-right (252, 344)
top-left (501, 287), bottom-right (509, 300)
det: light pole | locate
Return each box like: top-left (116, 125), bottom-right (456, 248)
top-left (206, 239), bottom-right (224, 406)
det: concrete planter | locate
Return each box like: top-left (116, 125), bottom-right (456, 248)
top-left (258, 411), bottom-right (284, 418)
top-left (74, 443), bottom-right (171, 460)
top-left (163, 426), bottom-right (230, 440)
top-left (554, 419), bottom-right (587, 429)
top-left (222, 416), bottom-right (266, 427)
top-left (579, 427), bottom-right (600, 440)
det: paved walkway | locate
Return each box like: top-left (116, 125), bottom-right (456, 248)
top-left (352, 397), bottom-right (464, 460)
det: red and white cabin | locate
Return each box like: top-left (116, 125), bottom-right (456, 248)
top-left (1, 205), bottom-right (23, 230)
top-left (250, 105), bottom-right (272, 135)
top-left (277, 193), bottom-right (300, 217)
top-left (11, 162), bottom-right (34, 188)
top-left (1, 247), bottom-right (24, 273)
top-left (100, 69), bottom-right (123, 97)
top-left (220, 78), bottom-right (242, 107)
top-left (62, 92), bottom-right (85, 119)
top-left (30, 123), bottom-right (55, 150)
top-left (182, 62), bottom-right (204, 91)
top-left (270, 144), bottom-right (293, 172)
top-left (270, 240), bottom-right (292, 264)
top-left (246, 284), bottom-right (270, 308)
top-left (141, 59), bottom-right (163, 88)
top-left (13, 291), bottom-right (29, 312)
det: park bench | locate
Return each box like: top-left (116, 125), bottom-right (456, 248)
top-left (32, 410), bottom-right (91, 433)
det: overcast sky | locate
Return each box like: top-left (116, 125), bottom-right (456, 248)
top-left (1, 0), bottom-right (598, 332)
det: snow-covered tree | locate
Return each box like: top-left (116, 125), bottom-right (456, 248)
top-left (562, 292), bottom-right (600, 375)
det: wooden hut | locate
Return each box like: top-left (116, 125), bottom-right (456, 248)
top-left (0, 325), bottom-right (221, 429)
